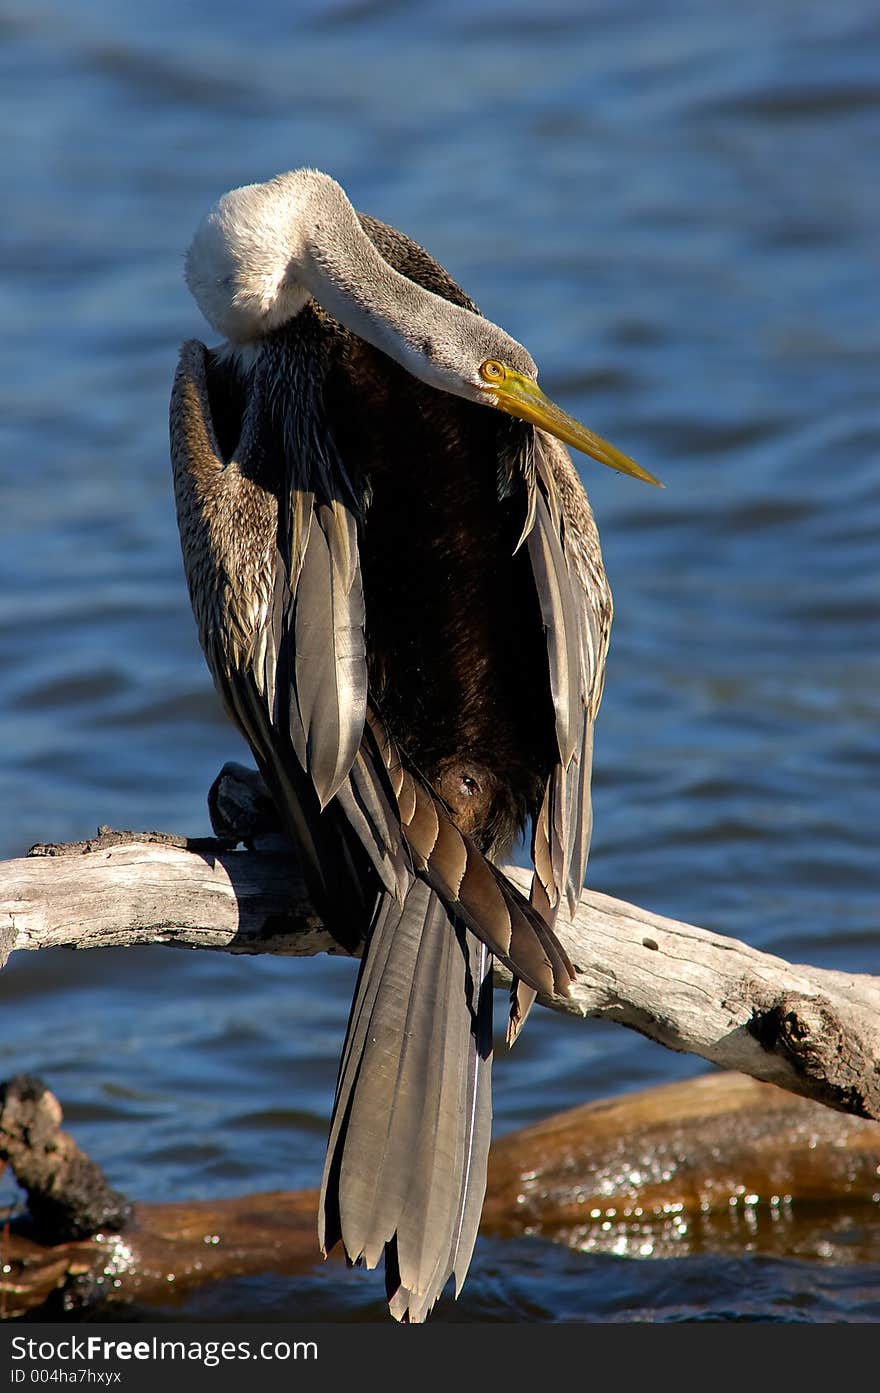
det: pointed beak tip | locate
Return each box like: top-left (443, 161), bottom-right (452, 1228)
top-left (491, 373), bottom-right (662, 489)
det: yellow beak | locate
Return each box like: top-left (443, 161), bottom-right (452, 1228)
top-left (487, 370), bottom-right (662, 487)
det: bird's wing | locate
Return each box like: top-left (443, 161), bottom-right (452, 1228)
top-left (171, 339), bottom-right (409, 943)
top-left (260, 342), bottom-right (369, 814)
top-left (523, 432), bottom-right (612, 983)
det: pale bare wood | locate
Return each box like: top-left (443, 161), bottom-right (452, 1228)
top-left (2, 800), bottom-right (878, 1121)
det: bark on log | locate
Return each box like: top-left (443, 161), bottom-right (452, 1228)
top-left (2, 764), bottom-right (878, 1122)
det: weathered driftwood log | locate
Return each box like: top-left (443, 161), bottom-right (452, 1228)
top-left (2, 763), bottom-right (878, 1122)
top-left (1, 1074), bottom-right (877, 1319)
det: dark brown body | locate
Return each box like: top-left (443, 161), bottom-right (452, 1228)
top-left (330, 340), bottom-right (557, 852)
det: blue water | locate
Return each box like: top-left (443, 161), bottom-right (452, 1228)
top-left (0, 0), bottom-right (878, 1321)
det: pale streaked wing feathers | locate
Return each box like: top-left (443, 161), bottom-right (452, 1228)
top-left (520, 433), bottom-right (612, 1007)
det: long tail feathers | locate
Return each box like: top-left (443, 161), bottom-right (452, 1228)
top-left (319, 882), bottom-right (493, 1322)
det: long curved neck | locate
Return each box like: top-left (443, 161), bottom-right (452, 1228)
top-left (290, 174), bottom-right (473, 392)
top-left (187, 169), bottom-right (532, 397)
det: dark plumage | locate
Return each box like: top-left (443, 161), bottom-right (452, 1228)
top-left (170, 170), bottom-right (617, 1321)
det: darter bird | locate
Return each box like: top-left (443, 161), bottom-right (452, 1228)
top-left (170, 168), bottom-right (658, 1322)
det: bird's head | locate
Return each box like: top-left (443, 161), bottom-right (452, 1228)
top-left (184, 168), bottom-right (660, 486)
top-left (379, 293), bottom-right (661, 486)
top-left (457, 328), bottom-right (661, 486)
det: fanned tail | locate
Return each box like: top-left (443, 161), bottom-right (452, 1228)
top-left (319, 881), bottom-right (493, 1323)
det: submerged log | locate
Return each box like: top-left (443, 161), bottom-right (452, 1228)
top-left (2, 762), bottom-right (878, 1121)
top-left (484, 1071), bottom-right (880, 1260)
top-left (0, 1073), bottom-right (877, 1319)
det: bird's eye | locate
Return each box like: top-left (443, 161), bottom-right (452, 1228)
top-left (479, 359), bottom-right (505, 383)
top-left (459, 775), bottom-right (481, 798)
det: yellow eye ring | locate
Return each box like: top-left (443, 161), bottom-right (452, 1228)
top-left (479, 359), bottom-right (505, 383)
